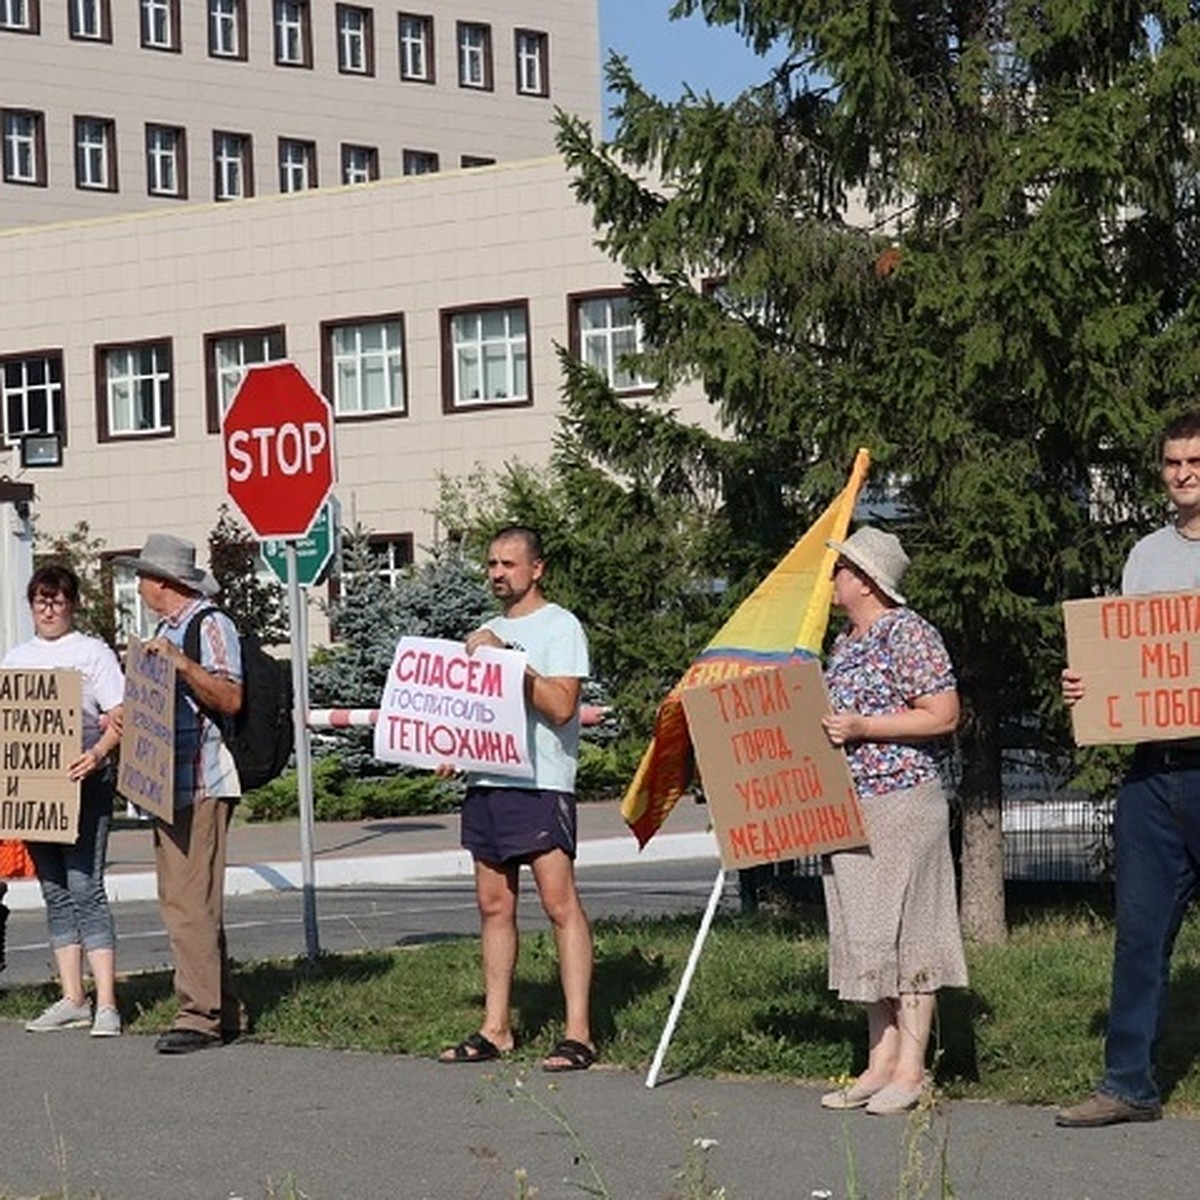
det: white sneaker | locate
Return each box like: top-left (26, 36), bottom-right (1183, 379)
top-left (91, 1005), bottom-right (122, 1038)
top-left (25, 997), bottom-right (93, 1032)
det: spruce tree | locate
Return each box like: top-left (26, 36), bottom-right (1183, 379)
top-left (557, 1), bottom-right (1200, 940)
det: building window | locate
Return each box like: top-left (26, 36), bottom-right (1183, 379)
top-left (336, 4), bottom-right (372, 75)
top-left (442, 302), bottom-right (530, 411)
top-left (0, 0), bottom-right (38, 33)
top-left (2, 109), bottom-right (45, 185)
top-left (571, 292), bottom-right (652, 393)
top-left (145, 124), bottom-right (186, 197)
top-left (279, 138), bottom-right (316, 192)
top-left (74, 116), bottom-right (116, 191)
top-left (274, 0), bottom-right (311, 67)
top-left (457, 21), bottom-right (491, 90)
top-left (367, 535), bottom-right (413, 587)
top-left (514, 29), bottom-right (548, 97)
top-left (322, 316), bottom-right (406, 419)
top-left (208, 0), bottom-right (245, 59)
top-left (140, 0), bottom-right (179, 50)
top-left (106, 554), bottom-right (158, 643)
top-left (398, 12), bottom-right (432, 82)
top-left (2, 351), bottom-right (64, 449)
top-left (98, 339), bottom-right (174, 440)
top-left (401, 148), bottom-right (438, 176)
top-left (204, 326), bottom-right (287, 431)
top-left (340, 144), bottom-right (377, 184)
top-left (69, 0), bottom-right (110, 40)
top-left (460, 154), bottom-right (494, 169)
top-left (213, 130), bottom-right (253, 200)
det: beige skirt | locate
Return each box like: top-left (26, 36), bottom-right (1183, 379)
top-left (822, 778), bottom-right (968, 1002)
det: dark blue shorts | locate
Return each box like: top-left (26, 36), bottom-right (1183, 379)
top-left (461, 786), bottom-right (578, 865)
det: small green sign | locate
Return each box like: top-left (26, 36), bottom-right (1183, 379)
top-left (260, 497), bottom-right (339, 587)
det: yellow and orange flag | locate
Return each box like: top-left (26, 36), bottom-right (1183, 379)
top-left (620, 449), bottom-right (871, 848)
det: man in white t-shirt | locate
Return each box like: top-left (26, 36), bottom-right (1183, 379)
top-left (439, 526), bottom-right (596, 1072)
top-left (1058, 411), bottom-right (1200, 1127)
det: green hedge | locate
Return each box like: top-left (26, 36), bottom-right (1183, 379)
top-left (241, 740), bottom-right (640, 822)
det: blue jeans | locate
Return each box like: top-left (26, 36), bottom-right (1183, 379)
top-left (27, 772), bottom-right (116, 953)
top-left (1101, 750), bottom-right (1200, 1107)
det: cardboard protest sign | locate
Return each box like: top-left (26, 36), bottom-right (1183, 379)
top-left (0, 668), bottom-right (82, 843)
top-left (117, 637), bottom-right (176, 822)
top-left (681, 660), bottom-right (867, 869)
top-left (374, 635), bottom-right (531, 775)
top-left (1063, 592), bottom-right (1200, 746)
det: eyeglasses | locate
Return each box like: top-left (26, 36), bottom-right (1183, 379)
top-left (32, 594), bottom-right (69, 611)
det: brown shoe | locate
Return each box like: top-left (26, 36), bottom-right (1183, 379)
top-left (1056, 1091), bottom-right (1162, 1128)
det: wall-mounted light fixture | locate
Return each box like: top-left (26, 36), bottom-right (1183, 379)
top-left (19, 432), bottom-right (63, 469)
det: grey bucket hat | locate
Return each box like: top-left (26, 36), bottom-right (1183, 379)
top-left (826, 525), bottom-right (910, 605)
top-left (112, 533), bottom-right (219, 597)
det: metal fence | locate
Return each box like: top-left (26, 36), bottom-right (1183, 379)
top-left (1001, 793), bottom-right (1113, 883)
top-left (740, 753), bottom-right (1116, 907)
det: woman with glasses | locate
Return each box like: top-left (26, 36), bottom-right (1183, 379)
top-left (1, 564), bottom-right (124, 1036)
top-left (817, 527), bottom-right (967, 1115)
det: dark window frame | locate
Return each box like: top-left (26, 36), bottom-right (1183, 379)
top-left (440, 298), bottom-right (533, 414)
top-left (213, 129), bottom-right (255, 200)
top-left (401, 148), bottom-right (439, 176)
top-left (326, 531), bottom-right (414, 630)
top-left (335, 3), bottom-right (374, 76)
top-left (320, 311), bottom-right (409, 423)
top-left (2, 107), bottom-right (47, 186)
top-left (0, 0), bottom-right (40, 35)
top-left (273, 0), bottom-right (313, 68)
top-left (514, 28), bottom-right (549, 98)
top-left (68, 0), bottom-right (111, 41)
top-left (203, 324), bottom-right (288, 433)
top-left (139, 0), bottom-right (181, 52)
top-left (1, 348), bottom-right (67, 449)
top-left (145, 122), bottom-right (188, 198)
top-left (397, 12), bottom-right (434, 82)
top-left (207, 0), bottom-right (247, 60)
top-left (456, 20), bottom-right (492, 91)
top-left (278, 136), bottom-right (318, 192)
top-left (74, 114), bottom-right (118, 192)
top-left (567, 287), bottom-right (655, 397)
top-left (340, 143), bottom-right (379, 184)
top-left (94, 336), bottom-right (175, 443)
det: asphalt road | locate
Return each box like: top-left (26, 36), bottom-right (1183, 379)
top-left (5, 859), bottom-right (1200, 1200)
top-left (2, 859), bottom-right (736, 988)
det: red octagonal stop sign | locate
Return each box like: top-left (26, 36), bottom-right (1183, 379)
top-left (223, 361), bottom-right (336, 540)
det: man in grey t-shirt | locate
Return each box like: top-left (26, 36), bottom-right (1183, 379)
top-left (437, 526), bottom-right (596, 1073)
top-left (1057, 411), bottom-right (1200, 1127)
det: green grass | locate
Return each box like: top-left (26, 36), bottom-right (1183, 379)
top-left (4, 892), bottom-right (1200, 1114)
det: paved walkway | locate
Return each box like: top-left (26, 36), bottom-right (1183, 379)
top-left (2, 1018), bottom-right (1196, 1200)
top-left (3, 799), bottom-right (1197, 1199)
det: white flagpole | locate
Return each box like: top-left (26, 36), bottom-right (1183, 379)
top-left (644, 867), bottom-right (727, 1089)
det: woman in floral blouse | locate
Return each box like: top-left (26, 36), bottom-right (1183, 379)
top-left (817, 526), bottom-right (967, 1116)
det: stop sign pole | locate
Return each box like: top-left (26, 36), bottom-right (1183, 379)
top-left (223, 362), bottom-right (336, 962)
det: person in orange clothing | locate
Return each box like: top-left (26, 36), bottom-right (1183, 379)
top-left (0, 839), bottom-right (38, 971)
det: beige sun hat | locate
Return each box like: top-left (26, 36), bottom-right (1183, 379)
top-left (111, 533), bottom-right (220, 597)
top-left (826, 525), bottom-right (910, 605)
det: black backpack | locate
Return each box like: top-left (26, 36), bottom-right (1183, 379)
top-left (183, 606), bottom-right (295, 792)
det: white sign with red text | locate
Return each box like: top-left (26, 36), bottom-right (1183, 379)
top-left (373, 636), bottom-right (531, 775)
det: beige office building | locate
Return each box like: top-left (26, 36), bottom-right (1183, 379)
top-left (1, 2), bottom-right (706, 641)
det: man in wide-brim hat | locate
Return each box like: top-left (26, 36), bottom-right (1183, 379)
top-left (113, 533), bottom-right (247, 1054)
top-left (112, 533), bottom-right (220, 599)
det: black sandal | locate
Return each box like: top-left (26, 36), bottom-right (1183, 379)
top-left (439, 1031), bottom-right (505, 1064)
top-left (542, 1038), bottom-right (596, 1073)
